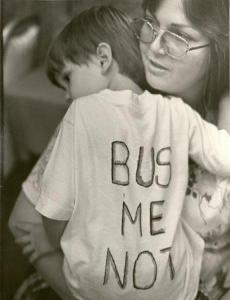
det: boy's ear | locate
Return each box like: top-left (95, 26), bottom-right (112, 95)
top-left (96, 42), bottom-right (113, 73)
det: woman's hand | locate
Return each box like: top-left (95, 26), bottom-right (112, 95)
top-left (15, 222), bottom-right (59, 263)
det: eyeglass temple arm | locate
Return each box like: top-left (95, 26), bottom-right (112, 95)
top-left (189, 43), bottom-right (210, 51)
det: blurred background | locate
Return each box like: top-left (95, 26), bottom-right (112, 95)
top-left (2, 1), bottom-right (143, 299)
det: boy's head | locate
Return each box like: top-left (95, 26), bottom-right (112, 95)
top-left (46, 5), bottom-right (145, 99)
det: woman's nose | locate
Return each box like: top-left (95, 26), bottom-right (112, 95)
top-left (149, 31), bottom-right (166, 56)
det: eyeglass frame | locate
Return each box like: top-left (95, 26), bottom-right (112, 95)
top-left (132, 17), bottom-right (210, 58)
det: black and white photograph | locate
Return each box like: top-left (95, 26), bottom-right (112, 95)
top-left (2, 0), bottom-right (229, 299)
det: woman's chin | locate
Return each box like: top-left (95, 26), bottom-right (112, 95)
top-left (145, 71), bottom-right (174, 95)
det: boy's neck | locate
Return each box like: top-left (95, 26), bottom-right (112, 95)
top-left (108, 73), bottom-right (143, 95)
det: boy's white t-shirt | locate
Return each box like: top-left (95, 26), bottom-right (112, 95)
top-left (33, 89), bottom-right (230, 300)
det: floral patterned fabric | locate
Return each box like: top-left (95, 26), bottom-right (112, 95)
top-left (183, 161), bottom-right (230, 300)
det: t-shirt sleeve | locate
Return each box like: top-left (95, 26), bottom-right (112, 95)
top-left (185, 102), bottom-right (230, 177)
top-left (22, 125), bottom-right (60, 206)
top-left (35, 104), bottom-right (76, 221)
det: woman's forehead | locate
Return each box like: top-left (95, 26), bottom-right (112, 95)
top-left (144, 0), bottom-right (206, 37)
top-left (145, 0), bottom-right (186, 23)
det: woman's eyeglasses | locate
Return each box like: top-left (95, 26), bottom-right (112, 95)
top-left (132, 17), bottom-right (210, 59)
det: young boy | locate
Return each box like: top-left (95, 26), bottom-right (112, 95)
top-left (9, 5), bottom-right (145, 299)
top-left (9, 5), bottom-right (230, 300)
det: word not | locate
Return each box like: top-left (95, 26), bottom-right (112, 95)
top-left (103, 247), bottom-right (175, 290)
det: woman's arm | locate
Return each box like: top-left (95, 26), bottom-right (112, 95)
top-left (186, 100), bottom-right (230, 177)
top-left (218, 93), bottom-right (230, 300)
top-left (218, 93), bottom-right (230, 133)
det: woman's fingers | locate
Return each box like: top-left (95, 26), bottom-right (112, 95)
top-left (22, 243), bottom-right (35, 255)
top-left (29, 252), bottom-right (39, 263)
top-left (32, 281), bottom-right (49, 292)
top-left (16, 222), bottom-right (36, 233)
top-left (15, 235), bottom-right (31, 245)
top-left (29, 272), bottom-right (43, 283)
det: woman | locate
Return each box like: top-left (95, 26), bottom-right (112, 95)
top-left (139, 0), bottom-right (229, 299)
top-left (9, 0), bottom-right (229, 299)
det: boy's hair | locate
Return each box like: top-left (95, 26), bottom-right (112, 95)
top-left (46, 5), bottom-right (145, 88)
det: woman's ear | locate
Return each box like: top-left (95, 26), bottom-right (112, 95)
top-left (96, 42), bottom-right (113, 73)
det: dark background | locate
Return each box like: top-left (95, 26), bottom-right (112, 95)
top-left (3, 0), bottom-right (143, 66)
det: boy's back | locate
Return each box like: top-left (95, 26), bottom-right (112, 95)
top-left (36, 89), bottom-right (230, 299)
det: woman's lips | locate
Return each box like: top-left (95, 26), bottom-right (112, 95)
top-left (146, 57), bottom-right (169, 74)
top-left (149, 58), bottom-right (168, 70)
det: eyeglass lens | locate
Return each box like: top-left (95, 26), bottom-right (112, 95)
top-left (135, 19), bottom-right (188, 57)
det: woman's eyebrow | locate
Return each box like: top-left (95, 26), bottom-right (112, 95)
top-left (145, 13), bottom-right (156, 19)
top-left (145, 13), bottom-right (197, 33)
top-left (170, 23), bottom-right (202, 36)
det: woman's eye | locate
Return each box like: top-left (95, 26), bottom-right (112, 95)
top-left (145, 16), bottom-right (158, 27)
top-left (173, 30), bottom-right (193, 41)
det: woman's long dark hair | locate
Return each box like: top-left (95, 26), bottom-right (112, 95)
top-left (142, 0), bottom-right (229, 116)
